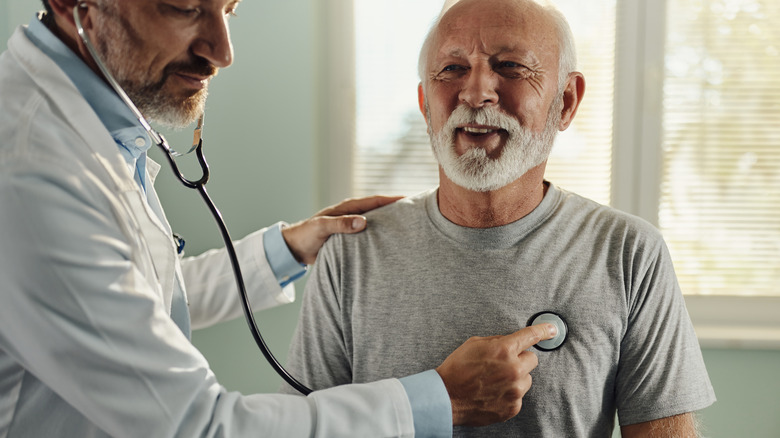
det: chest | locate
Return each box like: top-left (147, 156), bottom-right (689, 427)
top-left (339, 242), bottom-right (625, 436)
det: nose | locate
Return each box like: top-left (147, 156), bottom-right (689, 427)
top-left (192, 13), bottom-right (234, 68)
top-left (458, 65), bottom-right (498, 108)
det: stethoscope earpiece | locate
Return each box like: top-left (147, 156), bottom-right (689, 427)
top-left (528, 311), bottom-right (568, 351)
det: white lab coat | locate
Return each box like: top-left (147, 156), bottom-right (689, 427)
top-left (0, 26), bottom-right (415, 437)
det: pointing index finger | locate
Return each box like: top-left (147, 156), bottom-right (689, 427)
top-left (507, 323), bottom-right (558, 353)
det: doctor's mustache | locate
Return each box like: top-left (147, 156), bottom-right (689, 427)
top-left (165, 56), bottom-right (219, 80)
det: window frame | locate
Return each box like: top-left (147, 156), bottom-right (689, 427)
top-left (318, 0), bottom-right (780, 349)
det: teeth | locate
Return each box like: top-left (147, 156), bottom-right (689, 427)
top-left (463, 127), bottom-right (494, 134)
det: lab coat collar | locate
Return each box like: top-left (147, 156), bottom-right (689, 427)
top-left (24, 16), bottom-right (152, 154)
top-left (25, 16), bottom-right (152, 193)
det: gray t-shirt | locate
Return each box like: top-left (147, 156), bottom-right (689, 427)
top-left (283, 184), bottom-right (716, 436)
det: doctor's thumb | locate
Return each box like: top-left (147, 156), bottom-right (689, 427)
top-left (344, 215), bottom-right (367, 232)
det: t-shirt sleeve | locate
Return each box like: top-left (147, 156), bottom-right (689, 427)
top-left (280, 237), bottom-right (354, 394)
top-left (615, 232), bottom-right (716, 426)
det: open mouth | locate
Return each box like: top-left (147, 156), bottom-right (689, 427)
top-left (458, 126), bottom-right (506, 136)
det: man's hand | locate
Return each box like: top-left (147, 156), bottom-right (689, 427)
top-left (436, 324), bottom-right (557, 427)
top-left (281, 195), bottom-right (403, 265)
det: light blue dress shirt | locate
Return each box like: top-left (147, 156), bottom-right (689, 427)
top-left (23, 16), bottom-right (450, 436)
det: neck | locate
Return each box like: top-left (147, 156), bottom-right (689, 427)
top-left (437, 163), bottom-right (548, 228)
top-left (43, 9), bottom-right (103, 79)
top-left (44, 13), bottom-right (77, 54)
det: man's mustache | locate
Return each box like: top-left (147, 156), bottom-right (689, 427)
top-left (165, 57), bottom-right (218, 79)
top-left (446, 105), bottom-right (519, 133)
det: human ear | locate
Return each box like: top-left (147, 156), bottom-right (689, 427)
top-left (558, 72), bottom-right (585, 131)
top-left (46, 0), bottom-right (82, 28)
top-left (47, 0), bottom-right (103, 78)
top-left (418, 83), bottom-right (429, 123)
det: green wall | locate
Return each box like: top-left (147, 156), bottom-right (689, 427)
top-left (3, 2), bottom-right (780, 437)
top-left (152, 0), bottom-right (320, 396)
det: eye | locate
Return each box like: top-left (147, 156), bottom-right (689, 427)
top-left (164, 4), bottom-right (201, 17)
top-left (496, 60), bottom-right (524, 69)
top-left (431, 62), bottom-right (469, 81)
top-left (438, 64), bottom-right (468, 76)
top-left (494, 60), bottom-right (534, 78)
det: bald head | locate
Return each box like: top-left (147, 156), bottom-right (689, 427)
top-left (414, 0), bottom-right (586, 196)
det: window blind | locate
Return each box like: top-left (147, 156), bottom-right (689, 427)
top-left (660, 0), bottom-right (780, 296)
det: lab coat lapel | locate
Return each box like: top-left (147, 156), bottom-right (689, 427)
top-left (145, 159), bottom-right (192, 337)
top-left (86, 154), bottom-right (179, 315)
top-left (117, 188), bottom-right (178, 314)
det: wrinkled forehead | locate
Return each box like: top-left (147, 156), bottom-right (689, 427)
top-left (431, 0), bottom-right (559, 65)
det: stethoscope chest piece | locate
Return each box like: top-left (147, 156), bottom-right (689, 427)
top-left (528, 311), bottom-right (568, 351)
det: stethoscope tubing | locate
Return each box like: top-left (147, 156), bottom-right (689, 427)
top-left (73, 3), bottom-right (312, 395)
top-left (190, 154), bottom-right (312, 395)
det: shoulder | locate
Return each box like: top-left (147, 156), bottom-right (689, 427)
top-left (321, 189), bottom-right (434, 255)
top-left (1, 40), bottom-right (81, 163)
top-left (547, 186), bottom-right (670, 268)
top-left (554, 186), bottom-right (663, 242)
top-left (363, 189), bottom-right (433, 225)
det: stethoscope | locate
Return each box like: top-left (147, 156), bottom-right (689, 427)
top-left (527, 312), bottom-right (568, 351)
top-left (73, 3), bottom-right (312, 395)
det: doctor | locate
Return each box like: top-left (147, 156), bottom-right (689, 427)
top-left (0, 0), bottom-right (557, 436)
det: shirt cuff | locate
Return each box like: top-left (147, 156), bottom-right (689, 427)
top-left (399, 370), bottom-right (453, 438)
top-left (262, 222), bottom-right (307, 287)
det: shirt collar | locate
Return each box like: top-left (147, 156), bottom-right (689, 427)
top-left (24, 15), bottom-right (152, 159)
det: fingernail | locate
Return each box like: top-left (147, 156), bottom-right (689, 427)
top-left (352, 217), bottom-right (366, 230)
top-left (548, 324), bottom-right (558, 337)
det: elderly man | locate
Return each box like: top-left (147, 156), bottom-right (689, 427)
top-left (282, 0), bottom-right (717, 436)
top-left (0, 0), bottom-right (559, 436)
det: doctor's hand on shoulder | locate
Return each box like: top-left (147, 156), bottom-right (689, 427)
top-left (281, 195), bottom-right (403, 265)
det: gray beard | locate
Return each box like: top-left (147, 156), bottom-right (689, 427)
top-left (91, 6), bottom-right (207, 128)
top-left (428, 99), bottom-right (562, 192)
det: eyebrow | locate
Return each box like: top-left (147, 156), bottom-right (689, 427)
top-left (437, 45), bottom-right (541, 65)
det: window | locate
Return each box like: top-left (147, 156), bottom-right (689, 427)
top-left (321, 0), bottom-right (780, 348)
top-left (660, 0), bottom-right (780, 297)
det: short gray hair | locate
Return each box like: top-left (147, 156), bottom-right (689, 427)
top-left (418, 0), bottom-right (577, 93)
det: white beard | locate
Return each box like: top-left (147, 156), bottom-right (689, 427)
top-left (429, 102), bottom-right (561, 192)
